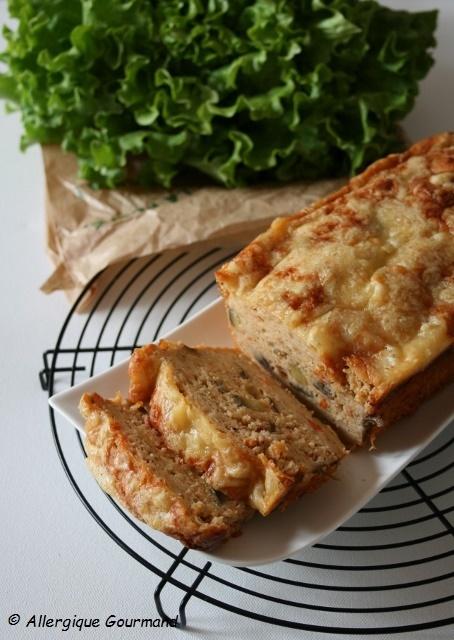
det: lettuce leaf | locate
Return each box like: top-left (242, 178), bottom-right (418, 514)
top-left (0, 0), bottom-right (437, 188)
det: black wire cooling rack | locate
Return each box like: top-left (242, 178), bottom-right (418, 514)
top-left (40, 247), bottom-right (454, 636)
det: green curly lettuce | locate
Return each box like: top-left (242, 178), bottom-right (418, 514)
top-left (0, 0), bottom-right (437, 188)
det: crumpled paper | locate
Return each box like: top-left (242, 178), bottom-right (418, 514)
top-left (40, 144), bottom-right (345, 305)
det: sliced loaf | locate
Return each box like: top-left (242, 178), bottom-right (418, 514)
top-left (128, 341), bottom-right (346, 516)
top-left (80, 392), bottom-right (251, 549)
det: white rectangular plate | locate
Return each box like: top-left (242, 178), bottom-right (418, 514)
top-left (49, 298), bottom-right (454, 567)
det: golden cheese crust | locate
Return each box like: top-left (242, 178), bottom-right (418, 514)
top-left (217, 133), bottom-right (454, 407)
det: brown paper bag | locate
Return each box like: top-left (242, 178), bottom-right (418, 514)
top-left (40, 145), bottom-right (345, 305)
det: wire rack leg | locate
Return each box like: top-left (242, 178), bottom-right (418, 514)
top-left (178, 561), bottom-right (212, 627)
top-left (154, 547), bottom-right (212, 629)
top-left (154, 548), bottom-right (188, 626)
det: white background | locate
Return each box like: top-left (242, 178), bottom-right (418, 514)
top-left (0, 1), bottom-right (452, 639)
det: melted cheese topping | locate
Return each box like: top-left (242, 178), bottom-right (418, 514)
top-left (221, 134), bottom-right (454, 401)
top-left (153, 363), bottom-right (286, 515)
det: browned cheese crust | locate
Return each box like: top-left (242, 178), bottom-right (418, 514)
top-left (216, 133), bottom-right (454, 445)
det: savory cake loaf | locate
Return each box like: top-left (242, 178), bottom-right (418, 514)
top-left (216, 133), bottom-right (454, 446)
top-left (80, 392), bottom-right (251, 549)
top-left (128, 341), bottom-right (345, 516)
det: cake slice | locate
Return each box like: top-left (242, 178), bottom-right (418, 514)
top-left (128, 341), bottom-right (346, 516)
top-left (80, 392), bottom-right (251, 549)
top-left (216, 133), bottom-right (454, 446)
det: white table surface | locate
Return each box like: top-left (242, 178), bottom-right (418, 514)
top-left (0, 2), bottom-right (452, 639)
